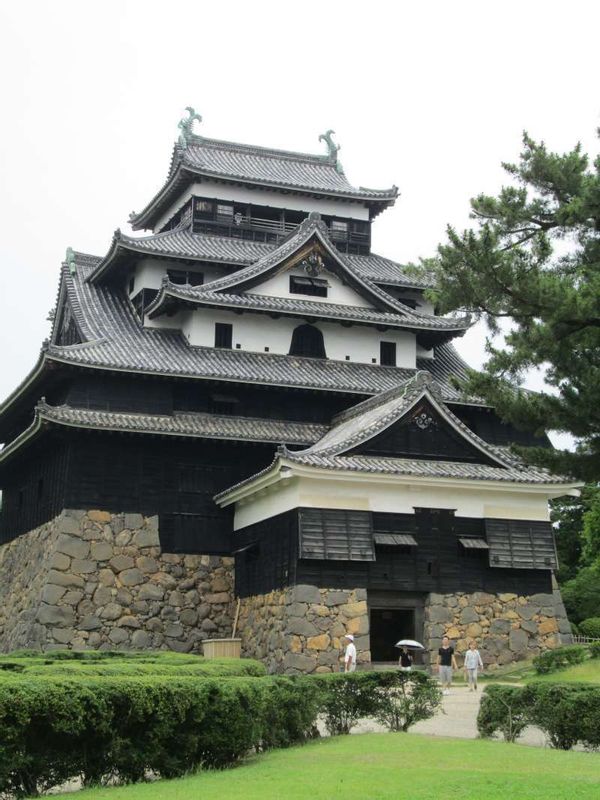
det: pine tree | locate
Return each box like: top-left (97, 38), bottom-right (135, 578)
top-left (413, 132), bottom-right (600, 480)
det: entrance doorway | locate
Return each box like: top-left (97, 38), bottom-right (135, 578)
top-left (370, 608), bottom-right (415, 662)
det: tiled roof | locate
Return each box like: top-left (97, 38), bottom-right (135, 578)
top-left (148, 287), bottom-right (469, 334)
top-left (130, 136), bottom-right (398, 230)
top-left (279, 452), bottom-right (573, 485)
top-left (90, 227), bottom-right (432, 289)
top-left (284, 371), bottom-right (516, 468)
top-left (0, 403), bottom-right (326, 465)
top-left (41, 253), bottom-right (475, 400)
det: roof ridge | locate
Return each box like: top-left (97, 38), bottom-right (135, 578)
top-left (186, 134), bottom-right (335, 166)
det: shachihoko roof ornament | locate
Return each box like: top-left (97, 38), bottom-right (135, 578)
top-left (64, 247), bottom-right (77, 276)
top-left (177, 106), bottom-right (202, 147)
top-left (319, 129), bottom-right (343, 174)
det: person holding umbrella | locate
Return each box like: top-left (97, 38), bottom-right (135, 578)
top-left (395, 638), bottom-right (424, 671)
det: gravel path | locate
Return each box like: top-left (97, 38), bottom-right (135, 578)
top-left (353, 684), bottom-right (548, 747)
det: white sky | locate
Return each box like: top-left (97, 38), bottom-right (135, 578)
top-left (1, 0), bottom-right (598, 448)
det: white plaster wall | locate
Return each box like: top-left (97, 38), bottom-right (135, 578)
top-left (252, 268), bottom-right (376, 308)
top-left (153, 180), bottom-right (369, 233)
top-left (233, 474), bottom-right (554, 531)
top-left (179, 308), bottom-right (416, 367)
top-left (130, 258), bottom-right (225, 297)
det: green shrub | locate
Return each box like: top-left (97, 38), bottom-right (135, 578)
top-left (522, 683), bottom-right (600, 750)
top-left (589, 642), bottom-right (600, 659)
top-left (532, 645), bottom-right (588, 674)
top-left (310, 671), bottom-right (382, 735)
top-left (0, 675), bottom-right (322, 797)
top-left (477, 685), bottom-right (529, 742)
top-left (561, 563), bottom-right (600, 623)
top-left (373, 671), bottom-right (442, 732)
top-left (578, 617), bottom-right (600, 639)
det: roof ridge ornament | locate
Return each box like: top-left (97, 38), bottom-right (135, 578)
top-left (318, 129), bottom-right (343, 173)
top-left (178, 106), bottom-right (202, 147)
top-left (64, 247), bottom-right (76, 275)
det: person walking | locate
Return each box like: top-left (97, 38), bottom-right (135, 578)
top-left (437, 635), bottom-right (458, 695)
top-left (463, 640), bottom-right (484, 691)
top-left (343, 633), bottom-right (357, 673)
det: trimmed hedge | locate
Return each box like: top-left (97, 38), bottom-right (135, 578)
top-left (0, 675), bottom-right (320, 797)
top-left (532, 645), bottom-right (588, 674)
top-left (589, 642), bottom-right (600, 659)
top-left (478, 682), bottom-right (600, 750)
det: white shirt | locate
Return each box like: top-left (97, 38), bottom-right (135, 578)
top-left (345, 642), bottom-right (357, 665)
top-left (464, 649), bottom-right (483, 669)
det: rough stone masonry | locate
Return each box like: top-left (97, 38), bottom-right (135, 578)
top-left (0, 509), bottom-right (571, 668)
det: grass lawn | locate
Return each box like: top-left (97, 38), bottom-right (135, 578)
top-left (529, 658), bottom-right (600, 684)
top-left (69, 733), bottom-right (600, 800)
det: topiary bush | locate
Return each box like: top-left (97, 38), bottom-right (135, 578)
top-left (310, 671), bottom-right (382, 735)
top-left (589, 641), bottom-right (600, 659)
top-left (532, 645), bottom-right (588, 674)
top-left (373, 671), bottom-right (442, 732)
top-left (578, 617), bottom-right (600, 639)
top-left (477, 684), bottom-right (529, 742)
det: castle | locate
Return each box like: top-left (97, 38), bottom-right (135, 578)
top-left (0, 110), bottom-right (577, 670)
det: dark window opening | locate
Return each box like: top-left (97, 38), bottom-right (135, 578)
top-left (128, 277), bottom-right (135, 294)
top-left (289, 324), bottom-right (326, 359)
top-left (131, 288), bottom-right (159, 320)
top-left (167, 269), bottom-right (204, 287)
top-left (380, 341), bottom-right (397, 367)
top-left (289, 275), bottom-right (328, 298)
top-left (399, 298), bottom-right (417, 309)
top-left (209, 394), bottom-right (240, 415)
top-left (214, 323), bottom-right (233, 349)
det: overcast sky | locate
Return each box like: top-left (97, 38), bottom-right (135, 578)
top-left (1, 0), bottom-right (598, 447)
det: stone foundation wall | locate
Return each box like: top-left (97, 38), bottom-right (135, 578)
top-left (237, 585), bottom-right (370, 674)
top-left (0, 510), bottom-right (234, 653)
top-left (424, 585), bottom-right (572, 669)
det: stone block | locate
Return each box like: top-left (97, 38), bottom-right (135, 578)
top-left (310, 604), bottom-right (331, 618)
top-left (347, 616), bottom-right (369, 636)
top-left (179, 609), bottom-right (198, 626)
top-left (340, 601), bottom-right (368, 618)
top-left (41, 584), bottom-right (67, 605)
top-left (529, 593), bottom-right (554, 606)
top-left (306, 633), bottom-right (331, 651)
top-left (116, 587), bottom-right (133, 606)
top-left (80, 615), bottom-right (102, 631)
top-left (108, 627), bottom-right (130, 644)
top-left (89, 510), bottom-right (112, 524)
top-left (168, 639), bottom-right (193, 653)
top-left (490, 619), bottom-right (510, 634)
top-left (91, 542), bottom-right (113, 561)
top-left (324, 591), bottom-right (350, 606)
top-left (287, 618), bottom-right (318, 637)
top-left (118, 616), bottom-right (141, 629)
top-left (459, 607), bottom-right (479, 624)
top-left (131, 630), bottom-right (152, 649)
top-left (509, 628), bottom-right (529, 653)
top-left (471, 592), bottom-right (496, 605)
top-left (205, 592), bottom-right (230, 604)
top-left (101, 602), bottom-right (123, 620)
top-left (61, 590), bottom-right (84, 606)
top-left (119, 568), bottom-right (144, 587)
top-left (168, 591), bottom-right (186, 607)
top-left (445, 626), bottom-right (461, 640)
top-left (516, 604), bottom-right (537, 620)
top-left (49, 552), bottom-right (71, 571)
top-left (538, 618), bottom-right (558, 635)
top-left (72, 559), bottom-right (98, 575)
top-left (136, 556), bottom-right (159, 574)
top-left (287, 602), bottom-right (308, 617)
top-left (98, 568), bottom-right (116, 587)
top-left (146, 617), bottom-right (164, 632)
top-left (289, 635), bottom-right (303, 653)
top-left (139, 583), bottom-right (164, 601)
top-left (165, 623), bottom-right (184, 639)
top-left (465, 623), bottom-right (482, 639)
top-left (201, 618), bottom-right (218, 633)
top-left (123, 513), bottom-right (143, 529)
top-left (133, 529), bottom-right (160, 548)
top-left (428, 606), bottom-right (453, 624)
top-left (55, 534), bottom-right (90, 560)
top-left (37, 604), bottom-right (75, 627)
top-left (93, 586), bottom-right (113, 606)
top-left (521, 620), bottom-right (538, 634)
top-left (47, 570), bottom-right (85, 589)
top-left (283, 652), bottom-right (317, 673)
top-left (51, 627), bottom-right (76, 644)
top-left (115, 531), bottom-right (132, 547)
top-left (110, 555), bottom-right (134, 573)
top-left (211, 576), bottom-right (230, 592)
top-left (58, 516), bottom-right (83, 535)
top-left (290, 585), bottom-right (321, 605)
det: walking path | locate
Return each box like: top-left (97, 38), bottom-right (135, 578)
top-left (354, 684), bottom-right (548, 747)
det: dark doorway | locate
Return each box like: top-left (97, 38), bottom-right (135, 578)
top-left (370, 608), bottom-right (415, 662)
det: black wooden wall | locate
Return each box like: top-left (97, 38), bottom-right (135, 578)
top-left (234, 507), bottom-right (553, 598)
